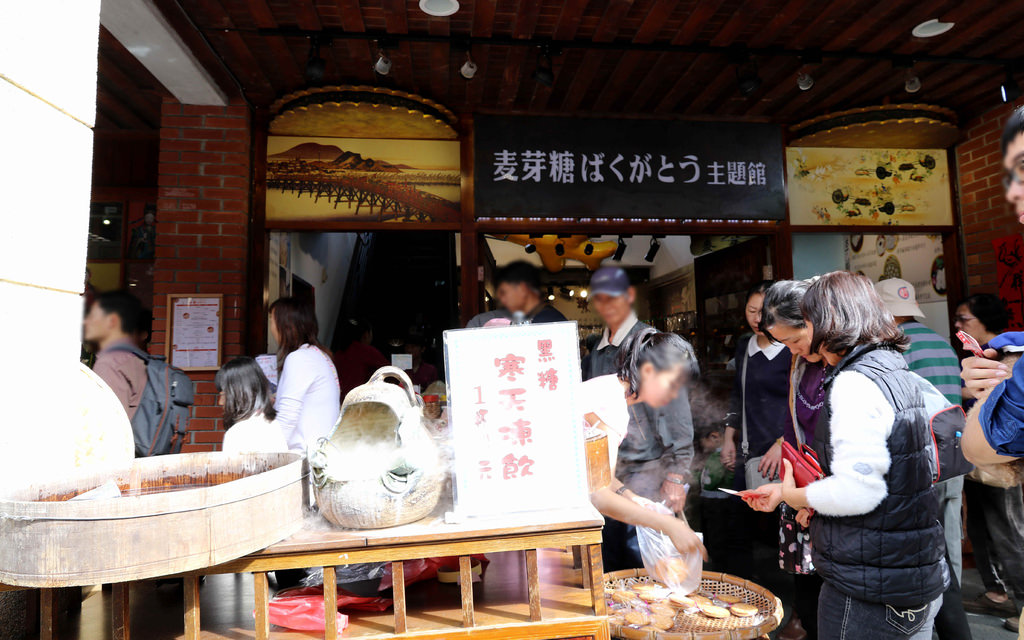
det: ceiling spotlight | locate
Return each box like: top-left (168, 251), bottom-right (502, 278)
top-left (904, 70), bottom-right (921, 93)
top-left (735, 59), bottom-right (762, 96)
top-left (911, 18), bottom-right (954, 38)
top-left (797, 72), bottom-right (814, 91)
top-left (554, 243), bottom-right (565, 256)
top-left (580, 289), bottom-right (588, 299)
top-left (460, 53), bottom-right (478, 80)
top-left (374, 49), bottom-right (392, 76)
top-left (305, 37), bottom-right (327, 83)
top-left (547, 287), bottom-right (555, 301)
top-left (569, 289), bottom-right (575, 297)
top-left (1001, 68), bottom-right (1021, 103)
top-left (644, 238), bottom-right (661, 263)
top-left (533, 46), bottom-right (555, 87)
top-left (583, 243), bottom-right (594, 256)
top-left (419, 0), bottom-right (460, 17)
top-left (525, 243), bottom-right (536, 254)
top-left (548, 293), bottom-right (555, 301)
top-left (613, 236), bottom-right (627, 261)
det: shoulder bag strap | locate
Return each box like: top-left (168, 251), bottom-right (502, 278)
top-left (741, 346), bottom-right (750, 458)
top-left (790, 357), bottom-right (805, 448)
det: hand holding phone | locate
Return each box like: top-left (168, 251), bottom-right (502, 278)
top-left (957, 330), bottom-right (986, 358)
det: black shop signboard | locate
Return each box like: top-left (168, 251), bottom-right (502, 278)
top-left (473, 114), bottom-right (785, 220)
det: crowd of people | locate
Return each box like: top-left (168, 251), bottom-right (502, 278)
top-left (77, 107), bottom-right (1024, 640)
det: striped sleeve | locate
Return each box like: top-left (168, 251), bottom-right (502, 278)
top-left (901, 323), bottom-right (962, 405)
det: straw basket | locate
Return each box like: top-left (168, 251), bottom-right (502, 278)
top-left (604, 568), bottom-right (783, 640)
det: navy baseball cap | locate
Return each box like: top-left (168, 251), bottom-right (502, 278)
top-left (589, 267), bottom-right (631, 297)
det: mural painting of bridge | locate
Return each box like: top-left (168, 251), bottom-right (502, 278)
top-left (266, 136), bottom-right (461, 224)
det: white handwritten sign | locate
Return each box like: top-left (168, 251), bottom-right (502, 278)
top-left (168, 295), bottom-right (222, 370)
top-left (444, 322), bottom-right (589, 518)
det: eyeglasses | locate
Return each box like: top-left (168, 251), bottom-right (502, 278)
top-left (954, 315), bottom-right (977, 324)
top-left (1003, 156), bottom-right (1024, 191)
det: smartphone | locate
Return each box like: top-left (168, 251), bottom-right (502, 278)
top-left (956, 330), bottom-right (986, 358)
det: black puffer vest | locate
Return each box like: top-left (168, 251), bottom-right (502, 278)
top-left (810, 345), bottom-right (947, 607)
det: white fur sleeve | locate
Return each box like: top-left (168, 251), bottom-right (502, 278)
top-left (805, 371), bottom-right (893, 516)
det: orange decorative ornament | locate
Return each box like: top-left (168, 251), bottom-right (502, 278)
top-left (500, 234), bottom-right (616, 272)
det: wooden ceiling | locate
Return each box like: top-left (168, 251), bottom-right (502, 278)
top-left (112, 1), bottom-right (1024, 127)
top-left (96, 27), bottom-right (169, 130)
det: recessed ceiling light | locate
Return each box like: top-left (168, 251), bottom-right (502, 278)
top-left (419, 0), bottom-right (459, 17)
top-left (911, 19), bottom-right (954, 38)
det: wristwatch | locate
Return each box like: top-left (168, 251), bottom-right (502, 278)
top-left (615, 485), bottom-right (629, 496)
top-left (665, 475), bottom-right (686, 485)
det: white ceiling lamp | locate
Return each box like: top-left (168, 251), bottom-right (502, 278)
top-left (796, 72), bottom-right (814, 91)
top-left (904, 70), bottom-right (922, 93)
top-left (460, 52), bottom-right (478, 80)
top-left (374, 49), bottom-right (392, 76)
top-left (419, 0), bottom-right (460, 17)
top-left (911, 19), bottom-right (955, 38)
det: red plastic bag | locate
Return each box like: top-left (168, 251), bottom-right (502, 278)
top-left (267, 586), bottom-right (392, 631)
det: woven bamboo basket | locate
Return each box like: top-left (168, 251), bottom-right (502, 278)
top-left (604, 568), bottom-right (783, 640)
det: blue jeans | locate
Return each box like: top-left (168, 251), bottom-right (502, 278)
top-left (818, 582), bottom-right (941, 639)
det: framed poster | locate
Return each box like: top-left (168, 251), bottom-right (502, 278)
top-left (444, 322), bottom-right (590, 519)
top-left (166, 294), bottom-right (223, 371)
top-left (787, 147), bottom-right (953, 226)
top-left (844, 234), bottom-right (946, 302)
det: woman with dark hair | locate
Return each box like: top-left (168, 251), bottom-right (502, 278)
top-left (954, 294), bottom-right (1024, 624)
top-left (745, 271), bottom-right (946, 640)
top-left (269, 297), bottom-right (341, 452)
top-left (333, 318), bottom-right (388, 401)
top-left (215, 357), bottom-right (287, 454)
top-left (760, 280), bottom-right (825, 640)
top-left (582, 328), bottom-right (706, 560)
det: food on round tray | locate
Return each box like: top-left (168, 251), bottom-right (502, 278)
top-left (632, 582), bottom-right (659, 592)
top-left (731, 603), bottom-right (759, 617)
top-left (655, 556), bottom-right (690, 585)
top-left (611, 590), bottom-right (636, 604)
top-left (668, 593), bottom-right (695, 608)
top-left (637, 591), bottom-right (664, 603)
top-left (649, 603), bottom-right (675, 617)
top-left (717, 594), bottom-right (742, 604)
top-left (609, 614), bottom-right (626, 626)
top-left (699, 603), bottom-right (731, 619)
top-left (624, 610), bottom-right (650, 627)
top-left (650, 615), bottom-right (675, 630)
top-left (690, 595), bottom-right (713, 608)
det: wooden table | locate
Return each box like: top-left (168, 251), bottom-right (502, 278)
top-left (4, 506), bottom-right (609, 640)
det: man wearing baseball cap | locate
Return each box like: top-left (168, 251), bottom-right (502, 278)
top-left (874, 277), bottom-right (971, 640)
top-left (586, 266), bottom-right (695, 571)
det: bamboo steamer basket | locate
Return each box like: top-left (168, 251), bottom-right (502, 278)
top-left (604, 568), bottom-right (783, 640)
top-left (0, 452), bottom-right (305, 587)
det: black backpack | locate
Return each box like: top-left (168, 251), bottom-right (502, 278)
top-left (913, 374), bottom-right (974, 483)
top-left (107, 344), bottom-right (194, 456)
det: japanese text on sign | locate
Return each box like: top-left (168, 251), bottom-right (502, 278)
top-left (444, 322), bottom-right (589, 518)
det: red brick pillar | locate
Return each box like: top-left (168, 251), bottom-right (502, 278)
top-left (151, 98), bottom-right (252, 451)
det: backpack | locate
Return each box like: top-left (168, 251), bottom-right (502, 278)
top-left (912, 374), bottom-right (974, 483)
top-left (107, 344), bottom-right (194, 456)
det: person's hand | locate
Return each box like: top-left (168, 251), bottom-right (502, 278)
top-left (778, 459), bottom-right (810, 510)
top-left (962, 350), bottom-right (1009, 397)
top-left (742, 483), bottom-right (783, 512)
top-left (795, 508), bottom-right (814, 528)
top-left (660, 476), bottom-right (688, 513)
top-left (665, 518), bottom-right (708, 561)
top-left (758, 441), bottom-right (782, 480)
top-left (721, 437), bottom-right (737, 471)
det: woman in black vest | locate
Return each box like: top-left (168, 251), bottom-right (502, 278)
top-left (745, 271), bottom-right (946, 639)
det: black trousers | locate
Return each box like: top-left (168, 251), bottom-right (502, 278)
top-left (794, 572), bottom-right (823, 640)
top-left (964, 479), bottom-right (1024, 605)
top-left (934, 553), bottom-right (972, 640)
top-left (601, 516), bottom-right (643, 573)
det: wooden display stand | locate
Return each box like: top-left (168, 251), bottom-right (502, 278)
top-left (3, 507), bottom-right (608, 640)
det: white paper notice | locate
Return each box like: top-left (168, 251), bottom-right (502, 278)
top-left (443, 322), bottom-right (589, 519)
top-left (170, 297), bottom-right (221, 369)
top-left (391, 354), bottom-right (413, 370)
top-left (255, 354), bottom-right (279, 389)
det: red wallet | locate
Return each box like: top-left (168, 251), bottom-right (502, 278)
top-left (780, 441), bottom-right (825, 488)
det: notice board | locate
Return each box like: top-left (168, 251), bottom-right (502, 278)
top-left (166, 294), bottom-right (223, 371)
top-left (444, 322), bottom-right (590, 518)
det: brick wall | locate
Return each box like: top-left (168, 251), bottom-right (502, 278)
top-left (152, 98), bottom-right (252, 452)
top-left (956, 100), bottom-right (1024, 293)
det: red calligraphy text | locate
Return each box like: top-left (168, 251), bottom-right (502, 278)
top-left (494, 353), bottom-right (526, 381)
top-left (478, 460), bottom-right (492, 480)
top-left (501, 453), bottom-right (536, 480)
top-left (537, 339), bottom-right (554, 363)
top-left (538, 368), bottom-right (559, 391)
top-left (499, 419), bottom-right (533, 446)
top-left (475, 409), bottom-right (488, 426)
top-left (499, 387), bottom-right (527, 411)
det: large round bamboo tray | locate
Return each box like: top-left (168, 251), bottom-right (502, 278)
top-left (604, 568), bottom-right (783, 640)
top-left (0, 452), bottom-right (305, 587)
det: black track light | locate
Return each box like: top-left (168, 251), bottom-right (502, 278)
top-left (533, 45), bottom-right (556, 86)
top-left (1002, 68), bottom-right (1021, 103)
top-left (613, 236), bottom-right (627, 261)
top-left (525, 244), bottom-right (536, 254)
top-left (644, 237), bottom-right (661, 263)
top-left (584, 243), bottom-right (594, 256)
top-left (305, 37), bottom-right (327, 83)
top-left (555, 243), bottom-right (565, 256)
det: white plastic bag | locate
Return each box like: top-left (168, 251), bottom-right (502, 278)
top-left (635, 501), bottom-right (702, 595)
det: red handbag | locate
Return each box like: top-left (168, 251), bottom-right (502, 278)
top-left (780, 441), bottom-right (825, 488)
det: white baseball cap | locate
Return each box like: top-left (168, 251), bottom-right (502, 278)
top-left (874, 278), bottom-right (925, 319)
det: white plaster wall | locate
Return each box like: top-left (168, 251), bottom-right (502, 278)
top-left (0, 0), bottom-right (102, 485)
top-left (290, 232), bottom-right (360, 346)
